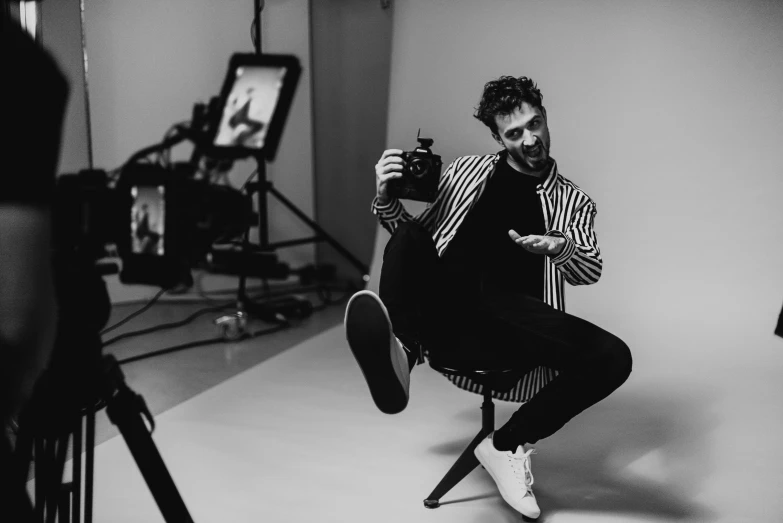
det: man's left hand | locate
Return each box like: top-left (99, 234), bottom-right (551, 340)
top-left (509, 230), bottom-right (565, 256)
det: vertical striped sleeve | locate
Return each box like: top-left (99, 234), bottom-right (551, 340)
top-left (547, 199), bottom-right (602, 285)
top-left (417, 158), bottom-right (459, 232)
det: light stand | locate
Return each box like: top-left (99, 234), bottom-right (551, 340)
top-left (232, 1), bottom-right (369, 323)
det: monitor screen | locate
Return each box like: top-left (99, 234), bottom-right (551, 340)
top-left (130, 185), bottom-right (165, 256)
top-left (212, 65), bottom-right (288, 151)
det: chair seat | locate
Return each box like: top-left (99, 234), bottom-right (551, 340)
top-left (427, 357), bottom-right (523, 394)
top-left (428, 359), bottom-right (517, 377)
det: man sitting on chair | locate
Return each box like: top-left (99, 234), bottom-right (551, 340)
top-left (344, 76), bottom-right (633, 519)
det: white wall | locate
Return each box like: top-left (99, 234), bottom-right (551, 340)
top-left (369, 2), bottom-right (783, 519)
top-left (81, 0), bottom-right (314, 301)
top-left (372, 0), bottom-right (783, 367)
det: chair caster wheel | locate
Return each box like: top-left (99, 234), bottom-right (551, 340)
top-left (423, 499), bottom-right (440, 509)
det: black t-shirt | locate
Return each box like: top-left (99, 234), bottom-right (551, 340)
top-left (441, 155), bottom-right (546, 300)
top-left (1, 12), bottom-right (69, 206)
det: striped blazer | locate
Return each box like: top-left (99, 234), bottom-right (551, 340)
top-left (372, 150), bottom-right (602, 403)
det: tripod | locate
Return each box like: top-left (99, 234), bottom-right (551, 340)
top-left (233, 0), bottom-right (369, 322)
top-left (12, 353), bottom-right (193, 523)
top-left (236, 155), bottom-right (369, 312)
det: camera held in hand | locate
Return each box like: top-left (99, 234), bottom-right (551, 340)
top-left (387, 130), bottom-right (443, 203)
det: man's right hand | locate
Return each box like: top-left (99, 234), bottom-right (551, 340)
top-left (375, 149), bottom-right (404, 205)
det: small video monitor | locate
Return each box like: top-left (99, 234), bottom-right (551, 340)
top-left (130, 185), bottom-right (165, 256)
top-left (209, 53), bottom-right (301, 160)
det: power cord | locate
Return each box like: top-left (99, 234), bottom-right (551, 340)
top-left (103, 301), bottom-right (235, 348)
top-left (105, 280), bottom-right (359, 364)
top-left (101, 287), bottom-right (170, 336)
top-left (104, 280), bottom-right (353, 345)
top-left (116, 322), bottom-right (289, 365)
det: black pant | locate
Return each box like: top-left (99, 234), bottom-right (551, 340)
top-left (379, 222), bottom-right (632, 444)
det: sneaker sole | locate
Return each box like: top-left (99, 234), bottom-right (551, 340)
top-left (345, 292), bottom-right (408, 414)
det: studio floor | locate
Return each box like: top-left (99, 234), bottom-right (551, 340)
top-left (30, 288), bottom-right (783, 523)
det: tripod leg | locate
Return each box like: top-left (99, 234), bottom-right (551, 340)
top-left (267, 185), bottom-right (369, 279)
top-left (58, 488), bottom-right (70, 523)
top-left (73, 415), bottom-right (82, 523)
top-left (85, 409), bottom-right (95, 523)
top-left (47, 432), bottom-right (69, 523)
top-left (11, 422), bottom-right (34, 492)
top-left (35, 436), bottom-right (45, 521)
top-left (6, 425), bottom-right (35, 523)
top-left (102, 356), bottom-right (194, 523)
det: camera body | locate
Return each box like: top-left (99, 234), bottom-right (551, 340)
top-left (54, 163), bottom-right (252, 289)
top-left (387, 133), bottom-right (443, 203)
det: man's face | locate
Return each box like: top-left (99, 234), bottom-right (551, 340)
top-left (492, 102), bottom-right (550, 173)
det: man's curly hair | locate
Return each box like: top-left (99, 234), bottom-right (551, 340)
top-left (474, 76), bottom-right (545, 134)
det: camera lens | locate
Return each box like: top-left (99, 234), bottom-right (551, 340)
top-left (410, 159), bottom-right (428, 178)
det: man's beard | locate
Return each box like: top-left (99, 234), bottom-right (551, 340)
top-left (518, 139), bottom-right (551, 171)
top-left (511, 136), bottom-right (550, 172)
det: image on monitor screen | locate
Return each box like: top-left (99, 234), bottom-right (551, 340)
top-left (213, 65), bottom-right (287, 150)
top-left (131, 185), bottom-right (165, 256)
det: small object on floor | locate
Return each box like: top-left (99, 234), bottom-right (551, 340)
top-left (474, 432), bottom-right (541, 520)
top-left (215, 311), bottom-right (248, 340)
top-left (344, 290), bottom-right (410, 414)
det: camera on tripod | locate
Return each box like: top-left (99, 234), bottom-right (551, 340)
top-left (53, 53), bottom-right (305, 291)
top-left (15, 54), bottom-right (309, 523)
top-left (54, 163), bottom-right (253, 290)
top-left (387, 130), bottom-right (443, 203)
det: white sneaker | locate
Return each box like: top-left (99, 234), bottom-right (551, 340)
top-left (474, 433), bottom-right (541, 520)
top-left (344, 290), bottom-right (410, 414)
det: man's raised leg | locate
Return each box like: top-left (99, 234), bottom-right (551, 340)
top-left (344, 222), bottom-right (440, 414)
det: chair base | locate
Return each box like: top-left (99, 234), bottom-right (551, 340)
top-left (423, 391), bottom-right (494, 508)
